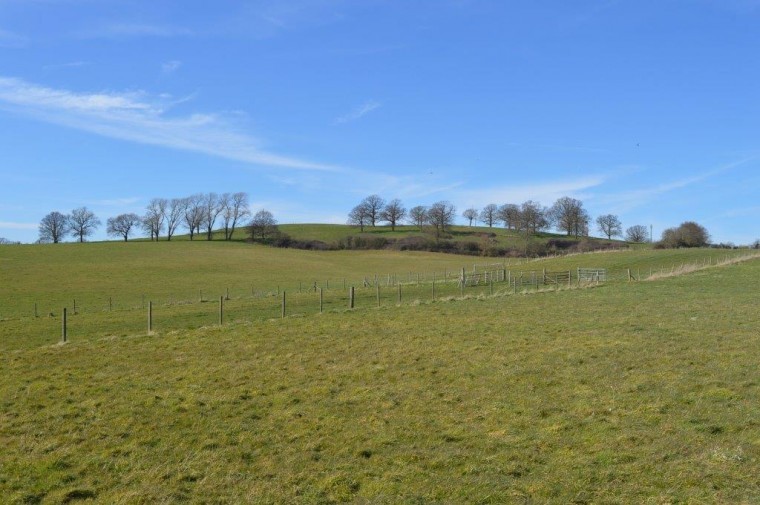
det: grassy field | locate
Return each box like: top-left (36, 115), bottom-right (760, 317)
top-left (0, 241), bottom-right (752, 351)
top-left (1, 241), bottom-right (758, 502)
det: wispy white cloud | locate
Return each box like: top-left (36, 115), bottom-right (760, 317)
top-left (75, 23), bottom-right (193, 39)
top-left (0, 28), bottom-right (28, 48)
top-left (335, 100), bottom-right (381, 124)
top-left (0, 76), bottom-right (336, 171)
top-left (0, 221), bottom-right (37, 230)
top-left (598, 156), bottom-right (758, 212)
top-left (719, 205), bottom-right (760, 218)
top-left (459, 175), bottom-right (607, 207)
top-left (43, 61), bottom-right (92, 70)
top-left (161, 60), bottom-right (182, 74)
top-left (87, 197), bottom-right (142, 207)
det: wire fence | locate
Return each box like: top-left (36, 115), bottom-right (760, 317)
top-left (4, 252), bottom-right (759, 349)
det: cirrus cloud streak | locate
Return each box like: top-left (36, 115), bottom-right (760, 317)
top-left (0, 76), bottom-right (336, 171)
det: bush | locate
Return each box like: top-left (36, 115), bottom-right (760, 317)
top-left (659, 222), bottom-right (710, 248)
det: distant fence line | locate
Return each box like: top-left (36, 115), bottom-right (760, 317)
top-left (7, 252), bottom-right (759, 347)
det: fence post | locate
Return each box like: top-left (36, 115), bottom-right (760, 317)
top-left (34, 302), bottom-right (38, 318)
top-left (219, 296), bottom-right (224, 325)
top-left (432, 279), bottom-right (436, 300)
top-left (376, 284), bottom-right (380, 307)
top-left (148, 301), bottom-right (153, 334)
top-left (281, 291), bottom-right (286, 318)
top-left (226, 287), bottom-right (230, 301)
top-left (319, 288), bottom-right (323, 313)
top-left (109, 296), bottom-right (112, 312)
top-left (73, 299), bottom-right (77, 314)
top-left (349, 286), bottom-right (355, 309)
top-left (62, 307), bottom-right (67, 342)
top-left (627, 268), bottom-right (632, 282)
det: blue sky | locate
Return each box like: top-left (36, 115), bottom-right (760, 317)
top-left (1, 0), bottom-right (759, 244)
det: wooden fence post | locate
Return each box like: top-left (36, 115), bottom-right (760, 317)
top-left (34, 302), bottom-right (38, 318)
top-left (219, 296), bottom-right (224, 325)
top-left (73, 299), bottom-right (77, 314)
top-left (349, 286), bottom-right (355, 309)
top-left (62, 307), bottom-right (67, 342)
top-left (148, 301), bottom-right (153, 334)
top-left (226, 287), bottom-right (230, 300)
top-left (319, 288), bottom-right (323, 314)
top-left (432, 279), bottom-right (436, 301)
top-left (109, 296), bottom-right (112, 312)
top-left (281, 291), bottom-right (286, 318)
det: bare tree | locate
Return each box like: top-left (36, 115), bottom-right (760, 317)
top-left (625, 225), bottom-right (649, 243)
top-left (549, 197), bottom-right (589, 238)
top-left (348, 203), bottom-right (371, 232)
top-left (463, 208), bottom-right (478, 227)
top-left (163, 198), bottom-right (187, 241)
top-left (68, 207), bottom-right (101, 243)
top-left (596, 214), bottom-right (622, 239)
top-left (360, 194), bottom-right (385, 227)
top-left (249, 209), bottom-right (278, 241)
top-left (142, 198), bottom-right (167, 241)
top-left (107, 213), bottom-right (141, 241)
top-left (202, 193), bottom-right (224, 240)
top-left (479, 203), bottom-right (499, 227)
top-left (380, 199), bottom-right (406, 231)
top-left (519, 200), bottom-right (549, 236)
top-left (498, 204), bottom-right (521, 230)
top-left (408, 205), bottom-right (428, 231)
top-left (39, 211), bottom-right (70, 243)
top-left (427, 201), bottom-right (456, 238)
top-left (183, 194), bottom-right (205, 240)
top-left (222, 192), bottom-right (250, 240)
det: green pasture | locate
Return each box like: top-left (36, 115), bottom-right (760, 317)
top-left (0, 248), bottom-right (758, 503)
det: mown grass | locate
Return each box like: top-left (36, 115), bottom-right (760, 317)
top-left (0, 252), bottom-right (758, 503)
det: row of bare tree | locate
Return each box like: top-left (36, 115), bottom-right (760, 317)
top-left (37, 193), bottom-right (279, 243)
top-left (348, 194), bottom-right (653, 243)
top-left (136, 192), bottom-right (250, 242)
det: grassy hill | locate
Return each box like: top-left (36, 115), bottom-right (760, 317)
top-left (157, 222), bottom-right (631, 250)
top-left (278, 223), bottom-right (629, 251)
